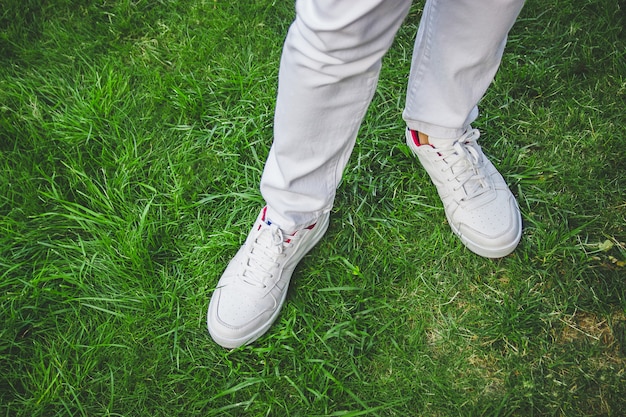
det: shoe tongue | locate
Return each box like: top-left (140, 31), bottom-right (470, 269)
top-left (257, 222), bottom-right (286, 250)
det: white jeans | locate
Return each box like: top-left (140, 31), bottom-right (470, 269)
top-left (260, 0), bottom-right (525, 232)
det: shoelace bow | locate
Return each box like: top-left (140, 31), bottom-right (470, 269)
top-left (242, 223), bottom-right (288, 288)
top-left (436, 129), bottom-right (492, 201)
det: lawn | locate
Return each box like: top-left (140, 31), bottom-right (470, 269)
top-left (1, 0), bottom-right (625, 416)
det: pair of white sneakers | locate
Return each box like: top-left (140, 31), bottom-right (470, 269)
top-left (207, 128), bottom-right (522, 348)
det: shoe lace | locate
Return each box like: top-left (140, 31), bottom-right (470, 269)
top-left (436, 129), bottom-right (492, 201)
top-left (242, 222), bottom-right (288, 288)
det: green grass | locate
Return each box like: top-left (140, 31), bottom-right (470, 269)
top-left (1, 0), bottom-right (625, 415)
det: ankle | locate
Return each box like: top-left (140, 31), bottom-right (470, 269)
top-left (409, 129), bottom-right (430, 146)
top-left (417, 131), bottom-right (429, 145)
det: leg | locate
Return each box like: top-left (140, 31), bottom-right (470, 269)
top-left (404, 0), bottom-right (525, 138)
top-left (261, 0), bottom-right (412, 232)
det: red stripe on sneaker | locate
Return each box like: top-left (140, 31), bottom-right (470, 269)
top-left (409, 129), bottom-right (420, 146)
top-left (292, 223), bottom-right (316, 236)
top-left (257, 206), bottom-right (269, 231)
top-left (284, 222), bottom-right (315, 243)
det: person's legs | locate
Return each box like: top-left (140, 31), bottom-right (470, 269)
top-left (403, 0), bottom-right (525, 258)
top-left (261, 0), bottom-right (412, 232)
top-left (208, 0), bottom-right (411, 348)
top-left (404, 0), bottom-right (525, 138)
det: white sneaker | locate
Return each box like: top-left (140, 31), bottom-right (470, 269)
top-left (207, 207), bottom-right (329, 348)
top-left (406, 128), bottom-right (521, 258)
